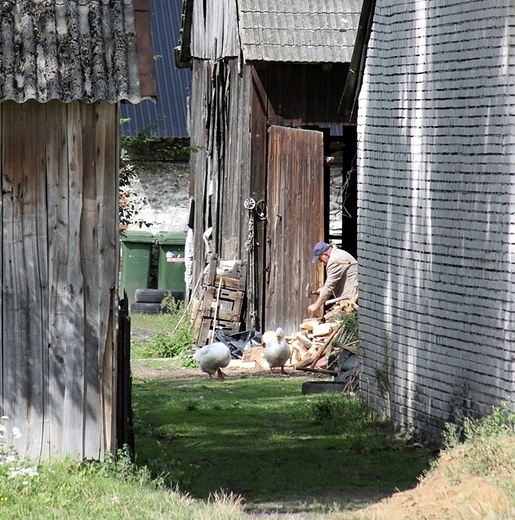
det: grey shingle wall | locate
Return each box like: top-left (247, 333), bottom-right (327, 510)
top-left (357, 0), bottom-right (515, 438)
top-left (0, 0), bottom-right (141, 104)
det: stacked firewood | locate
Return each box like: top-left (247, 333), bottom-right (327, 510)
top-left (240, 295), bottom-right (359, 374)
top-left (290, 294), bottom-right (358, 371)
top-left (288, 321), bottom-right (341, 371)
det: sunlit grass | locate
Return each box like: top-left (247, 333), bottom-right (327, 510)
top-left (132, 375), bottom-right (433, 511)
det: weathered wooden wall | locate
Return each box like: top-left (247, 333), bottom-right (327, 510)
top-left (189, 52), bottom-right (358, 333)
top-left (0, 99), bottom-right (118, 460)
top-left (191, 0), bottom-right (239, 60)
top-left (189, 59), bottom-right (253, 283)
top-left (358, 0), bottom-right (515, 438)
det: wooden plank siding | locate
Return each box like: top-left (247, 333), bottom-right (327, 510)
top-left (189, 56), bottom-right (353, 333)
top-left (0, 100), bottom-right (117, 460)
top-left (190, 59), bottom-right (253, 284)
top-left (191, 0), bottom-right (239, 60)
top-left (265, 127), bottom-right (324, 333)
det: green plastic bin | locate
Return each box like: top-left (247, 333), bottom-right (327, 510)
top-left (120, 230), bottom-right (155, 306)
top-left (156, 231), bottom-right (186, 298)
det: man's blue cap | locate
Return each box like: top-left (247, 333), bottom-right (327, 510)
top-left (312, 242), bottom-right (329, 263)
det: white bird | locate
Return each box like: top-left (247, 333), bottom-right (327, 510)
top-left (264, 328), bottom-right (291, 374)
top-left (194, 342), bottom-right (231, 379)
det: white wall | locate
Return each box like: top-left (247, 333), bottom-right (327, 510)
top-left (124, 161), bottom-right (190, 233)
top-left (358, 0), bottom-right (515, 438)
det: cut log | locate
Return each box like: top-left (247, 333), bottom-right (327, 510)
top-left (312, 322), bottom-right (335, 337)
top-left (308, 326), bottom-right (341, 369)
top-left (300, 320), bottom-right (319, 331)
top-left (295, 333), bottom-right (313, 349)
top-left (242, 346), bottom-right (269, 369)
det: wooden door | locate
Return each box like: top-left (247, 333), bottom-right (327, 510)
top-left (264, 126), bottom-right (324, 334)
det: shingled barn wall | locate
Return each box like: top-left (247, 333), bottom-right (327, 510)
top-left (357, 0), bottom-right (515, 438)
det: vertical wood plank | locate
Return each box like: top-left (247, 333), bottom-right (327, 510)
top-left (95, 102), bottom-right (117, 454)
top-left (0, 103), bottom-right (2, 421)
top-left (80, 102), bottom-right (102, 458)
top-left (62, 101), bottom-right (86, 458)
top-left (20, 100), bottom-right (48, 459)
top-left (2, 101), bottom-right (30, 452)
top-left (265, 126), bottom-right (324, 333)
top-left (46, 100), bottom-right (69, 456)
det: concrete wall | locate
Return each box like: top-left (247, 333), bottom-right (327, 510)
top-left (358, 0), bottom-right (515, 438)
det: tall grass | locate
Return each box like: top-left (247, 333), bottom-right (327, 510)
top-left (131, 295), bottom-right (195, 364)
top-left (0, 449), bottom-right (247, 520)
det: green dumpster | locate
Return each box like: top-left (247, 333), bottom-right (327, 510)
top-left (156, 231), bottom-right (186, 299)
top-left (120, 230), bottom-right (155, 306)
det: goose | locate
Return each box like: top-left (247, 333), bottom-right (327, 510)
top-left (194, 342), bottom-right (231, 379)
top-left (264, 328), bottom-right (291, 374)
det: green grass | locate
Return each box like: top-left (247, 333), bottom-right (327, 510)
top-left (130, 297), bottom-right (195, 363)
top-left (0, 450), bottom-right (246, 520)
top-left (131, 374), bottom-right (433, 512)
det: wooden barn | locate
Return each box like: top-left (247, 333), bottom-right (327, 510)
top-left (176, 0), bottom-right (364, 336)
top-left (351, 0), bottom-right (515, 438)
top-left (0, 0), bottom-right (154, 460)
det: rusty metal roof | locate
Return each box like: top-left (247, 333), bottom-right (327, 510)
top-left (0, 0), bottom-right (148, 104)
top-left (238, 0), bottom-right (363, 63)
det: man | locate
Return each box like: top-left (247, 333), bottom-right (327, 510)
top-left (307, 242), bottom-right (358, 317)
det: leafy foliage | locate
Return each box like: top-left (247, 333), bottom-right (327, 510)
top-left (132, 294), bottom-right (196, 365)
top-left (441, 402), bottom-right (515, 477)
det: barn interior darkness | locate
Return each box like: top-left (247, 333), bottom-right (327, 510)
top-left (326, 126), bottom-right (358, 259)
top-left (256, 62), bottom-right (359, 259)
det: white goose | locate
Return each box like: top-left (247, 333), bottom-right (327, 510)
top-left (264, 328), bottom-right (291, 374)
top-left (194, 342), bottom-right (231, 379)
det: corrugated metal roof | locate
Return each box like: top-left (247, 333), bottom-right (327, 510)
top-left (238, 0), bottom-right (363, 63)
top-left (0, 0), bottom-right (142, 104)
top-left (120, 0), bottom-right (191, 138)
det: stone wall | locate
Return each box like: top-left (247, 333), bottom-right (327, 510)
top-left (123, 160), bottom-right (190, 233)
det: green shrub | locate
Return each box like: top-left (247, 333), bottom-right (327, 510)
top-left (132, 295), bottom-right (196, 364)
top-left (442, 402), bottom-right (515, 477)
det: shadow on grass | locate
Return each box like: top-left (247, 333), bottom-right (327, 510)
top-left (131, 372), bottom-right (435, 514)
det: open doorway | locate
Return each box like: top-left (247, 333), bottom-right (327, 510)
top-left (324, 127), bottom-right (358, 259)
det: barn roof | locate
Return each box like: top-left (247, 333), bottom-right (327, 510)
top-left (175, 0), bottom-right (364, 66)
top-left (238, 0), bottom-right (363, 63)
top-left (120, 0), bottom-right (191, 138)
top-left (0, 0), bottom-right (153, 104)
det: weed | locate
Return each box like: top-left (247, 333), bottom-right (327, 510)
top-left (373, 334), bottom-right (394, 420)
top-left (132, 295), bottom-right (196, 365)
top-left (185, 400), bottom-right (200, 412)
top-left (0, 416), bottom-right (39, 491)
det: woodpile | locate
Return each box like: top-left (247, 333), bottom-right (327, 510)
top-left (289, 294), bottom-right (358, 369)
top-left (240, 294), bottom-right (359, 383)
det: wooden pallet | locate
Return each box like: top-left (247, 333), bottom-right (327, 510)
top-left (193, 257), bottom-right (246, 346)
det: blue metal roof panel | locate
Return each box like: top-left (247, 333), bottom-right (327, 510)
top-left (120, 0), bottom-right (191, 138)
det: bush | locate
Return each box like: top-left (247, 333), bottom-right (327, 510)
top-left (133, 295), bottom-right (196, 365)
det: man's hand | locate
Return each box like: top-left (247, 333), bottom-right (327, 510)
top-left (307, 304), bottom-right (318, 316)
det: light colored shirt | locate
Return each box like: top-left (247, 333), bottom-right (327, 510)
top-left (319, 247), bottom-right (358, 301)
